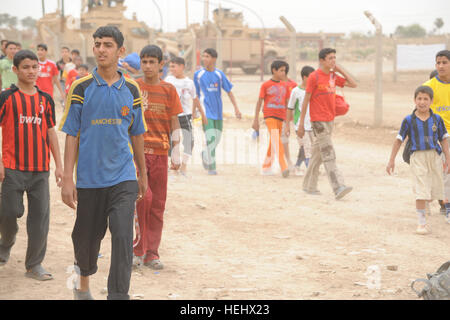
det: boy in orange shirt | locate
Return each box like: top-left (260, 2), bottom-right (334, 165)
top-left (134, 45), bottom-right (183, 270)
top-left (252, 60), bottom-right (291, 178)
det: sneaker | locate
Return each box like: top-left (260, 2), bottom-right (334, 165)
top-left (282, 169), bottom-right (289, 178)
top-left (303, 188), bottom-right (321, 195)
top-left (261, 169), bottom-right (275, 176)
top-left (132, 255), bottom-right (144, 269)
top-left (0, 246), bottom-right (10, 266)
top-left (73, 289), bottom-right (95, 300)
top-left (416, 224), bottom-right (429, 235)
top-left (208, 170), bottom-right (218, 175)
top-left (335, 186), bottom-right (353, 200)
top-left (144, 259), bottom-right (164, 270)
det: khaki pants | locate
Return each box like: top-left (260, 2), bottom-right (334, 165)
top-left (303, 121), bottom-right (345, 194)
top-left (442, 137), bottom-right (450, 201)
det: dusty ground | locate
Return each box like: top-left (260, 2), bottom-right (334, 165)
top-left (1, 66), bottom-right (448, 300)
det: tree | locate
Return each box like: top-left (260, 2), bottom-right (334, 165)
top-left (434, 18), bottom-right (444, 34)
top-left (21, 16), bottom-right (37, 30)
top-left (394, 23), bottom-right (427, 38)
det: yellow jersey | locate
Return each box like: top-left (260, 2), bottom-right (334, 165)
top-left (423, 76), bottom-right (450, 131)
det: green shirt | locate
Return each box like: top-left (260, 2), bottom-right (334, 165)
top-left (0, 58), bottom-right (17, 90)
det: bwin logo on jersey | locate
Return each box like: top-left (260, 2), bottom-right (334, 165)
top-left (19, 115), bottom-right (42, 125)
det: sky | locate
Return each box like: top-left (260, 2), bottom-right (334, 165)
top-left (3, 0), bottom-right (450, 35)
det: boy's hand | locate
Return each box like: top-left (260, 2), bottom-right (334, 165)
top-left (386, 161), bottom-right (395, 175)
top-left (285, 125), bottom-right (290, 137)
top-left (252, 119), bottom-right (260, 132)
top-left (297, 124), bottom-right (305, 138)
top-left (235, 109), bottom-right (242, 120)
top-left (0, 162), bottom-right (4, 182)
top-left (61, 177), bottom-right (77, 210)
top-left (201, 114), bottom-right (208, 126)
top-left (137, 173), bottom-right (147, 201)
top-left (55, 166), bottom-right (63, 187)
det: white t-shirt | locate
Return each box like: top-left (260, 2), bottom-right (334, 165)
top-left (165, 75), bottom-right (197, 116)
top-left (287, 86), bottom-right (312, 131)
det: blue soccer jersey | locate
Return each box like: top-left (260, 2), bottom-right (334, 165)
top-left (59, 68), bottom-right (147, 188)
top-left (193, 68), bottom-right (233, 120)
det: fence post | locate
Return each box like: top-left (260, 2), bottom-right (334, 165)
top-left (280, 16), bottom-right (297, 83)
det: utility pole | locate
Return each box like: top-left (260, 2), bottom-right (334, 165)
top-left (42, 0), bottom-right (45, 17)
top-left (364, 11), bottom-right (383, 127)
top-left (185, 0), bottom-right (189, 29)
top-left (279, 16), bottom-right (296, 83)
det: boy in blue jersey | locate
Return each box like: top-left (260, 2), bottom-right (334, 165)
top-left (387, 86), bottom-right (450, 235)
top-left (194, 48), bottom-right (242, 175)
top-left (59, 26), bottom-right (147, 300)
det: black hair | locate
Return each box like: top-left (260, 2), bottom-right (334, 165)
top-left (13, 50), bottom-right (38, 68)
top-left (203, 48), bottom-right (218, 58)
top-left (284, 61), bottom-right (290, 75)
top-left (140, 45), bottom-right (163, 62)
top-left (270, 60), bottom-right (287, 74)
top-left (1, 40), bottom-right (8, 45)
top-left (301, 65), bottom-right (315, 78)
top-left (436, 50), bottom-right (450, 61)
top-left (170, 57), bottom-right (185, 66)
top-left (5, 41), bottom-right (17, 49)
top-left (78, 64), bottom-right (89, 70)
top-left (414, 85), bottom-right (434, 100)
top-left (319, 48), bottom-right (336, 60)
top-left (92, 26), bottom-right (124, 48)
top-left (61, 46), bottom-right (70, 51)
top-left (429, 69), bottom-right (438, 79)
top-left (71, 49), bottom-right (80, 55)
top-left (37, 43), bottom-right (48, 51)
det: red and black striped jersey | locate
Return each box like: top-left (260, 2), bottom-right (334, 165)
top-left (0, 84), bottom-right (56, 172)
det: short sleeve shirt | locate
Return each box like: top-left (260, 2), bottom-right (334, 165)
top-left (194, 68), bottom-right (233, 120)
top-left (306, 69), bottom-right (346, 122)
top-left (137, 78), bottom-right (183, 155)
top-left (164, 75), bottom-right (197, 116)
top-left (423, 76), bottom-right (450, 132)
top-left (0, 58), bottom-right (17, 90)
top-left (288, 86), bottom-right (311, 131)
top-left (259, 79), bottom-right (290, 121)
top-left (36, 60), bottom-right (59, 98)
top-left (59, 68), bottom-right (147, 188)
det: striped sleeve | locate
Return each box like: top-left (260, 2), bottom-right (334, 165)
top-left (41, 91), bottom-right (56, 128)
top-left (0, 91), bottom-right (9, 125)
top-left (126, 78), bottom-right (147, 136)
top-left (397, 117), bottom-right (409, 141)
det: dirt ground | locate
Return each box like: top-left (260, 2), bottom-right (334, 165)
top-left (1, 65), bottom-right (448, 300)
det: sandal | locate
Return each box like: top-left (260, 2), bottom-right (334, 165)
top-left (144, 259), bottom-right (164, 270)
top-left (25, 264), bottom-right (53, 281)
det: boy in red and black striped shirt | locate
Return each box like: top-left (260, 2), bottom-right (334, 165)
top-left (0, 50), bottom-right (63, 281)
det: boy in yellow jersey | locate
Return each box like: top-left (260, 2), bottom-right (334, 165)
top-left (423, 50), bottom-right (450, 223)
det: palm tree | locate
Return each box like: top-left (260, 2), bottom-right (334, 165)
top-left (434, 18), bottom-right (444, 35)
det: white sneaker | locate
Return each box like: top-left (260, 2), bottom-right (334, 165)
top-left (416, 225), bottom-right (429, 235)
top-left (261, 169), bottom-right (275, 176)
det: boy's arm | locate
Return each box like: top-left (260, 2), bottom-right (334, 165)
top-left (441, 138), bottom-right (450, 174)
top-left (297, 93), bottom-right (311, 138)
top-left (193, 97), bottom-right (207, 125)
top-left (252, 97), bottom-right (263, 132)
top-left (61, 134), bottom-right (79, 209)
top-left (334, 65), bottom-right (357, 88)
top-left (130, 134), bottom-right (147, 201)
top-left (386, 139), bottom-right (403, 175)
top-left (227, 91), bottom-right (241, 119)
top-left (170, 115), bottom-right (181, 170)
top-left (48, 127), bottom-right (63, 186)
top-left (285, 109), bottom-right (293, 137)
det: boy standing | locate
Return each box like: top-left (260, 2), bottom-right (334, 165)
top-left (133, 45), bottom-right (183, 270)
top-left (0, 50), bottom-right (63, 280)
top-left (387, 86), bottom-right (450, 234)
top-left (36, 44), bottom-right (65, 100)
top-left (286, 66), bottom-right (315, 176)
top-left (298, 48), bottom-right (357, 199)
top-left (252, 60), bottom-right (291, 177)
top-left (0, 42), bottom-right (19, 90)
top-left (165, 57), bottom-right (207, 175)
top-left (194, 48), bottom-right (242, 175)
top-left (423, 50), bottom-right (450, 221)
top-left (60, 26), bottom-right (148, 300)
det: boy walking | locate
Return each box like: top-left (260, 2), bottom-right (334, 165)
top-left (60, 26), bottom-right (148, 300)
top-left (133, 45), bottom-right (183, 270)
top-left (387, 86), bottom-right (450, 234)
top-left (298, 48), bottom-right (357, 199)
top-left (194, 48), bottom-right (242, 175)
top-left (286, 66), bottom-right (315, 176)
top-left (252, 60), bottom-right (291, 177)
top-left (165, 56), bottom-right (207, 175)
top-left (0, 50), bottom-right (63, 280)
top-left (36, 43), bottom-right (65, 100)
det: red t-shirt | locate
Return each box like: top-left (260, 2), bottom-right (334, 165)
top-left (36, 60), bottom-right (58, 98)
top-left (286, 78), bottom-right (297, 93)
top-left (259, 79), bottom-right (291, 121)
top-left (65, 69), bottom-right (79, 93)
top-left (136, 78), bottom-right (183, 155)
top-left (306, 69), bottom-right (346, 122)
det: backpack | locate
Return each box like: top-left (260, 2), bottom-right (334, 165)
top-left (402, 110), bottom-right (438, 165)
top-left (411, 261), bottom-right (450, 300)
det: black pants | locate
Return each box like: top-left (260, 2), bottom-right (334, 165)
top-left (170, 114), bottom-right (194, 157)
top-left (0, 169), bottom-right (50, 269)
top-left (72, 180), bottom-right (138, 300)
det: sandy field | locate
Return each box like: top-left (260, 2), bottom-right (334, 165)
top-left (0, 64), bottom-right (448, 300)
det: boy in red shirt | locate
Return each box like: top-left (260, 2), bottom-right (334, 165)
top-left (252, 60), bottom-right (291, 178)
top-left (134, 45), bottom-right (183, 270)
top-left (36, 44), bottom-right (65, 101)
top-left (297, 48), bottom-right (357, 199)
top-left (0, 50), bottom-right (63, 280)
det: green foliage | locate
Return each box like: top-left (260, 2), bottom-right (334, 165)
top-left (394, 23), bottom-right (427, 38)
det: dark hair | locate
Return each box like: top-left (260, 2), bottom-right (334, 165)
top-left (270, 60), bottom-right (287, 74)
top-left (436, 50), bottom-right (450, 61)
top-left (61, 46), bottom-right (70, 51)
top-left (13, 50), bottom-right (38, 68)
top-left (319, 48), bottom-right (336, 60)
top-left (71, 49), bottom-right (80, 55)
top-left (140, 45), bottom-right (163, 62)
top-left (301, 66), bottom-right (315, 78)
top-left (5, 41), bottom-right (17, 49)
top-left (414, 85), bottom-right (434, 100)
top-left (92, 26), bottom-right (124, 48)
top-left (203, 48), bottom-right (218, 58)
top-left (37, 43), bottom-right (48, 51)
top-left (78, 64), bottom-right (89, 70)
top-left (284, 61), bottom-right (290, 75)
top-left (1, 40), bottom-right (8, 45)
top-left (429, 69), bottom-right (438, 79)
top-left (170, 57), bottom-right (185, 66)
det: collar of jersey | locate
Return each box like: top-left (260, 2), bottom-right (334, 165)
top-left (91, 67), bottom-right (125, 89)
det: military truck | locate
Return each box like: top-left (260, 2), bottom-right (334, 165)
top-left (37, 0), bottom-right (153, 66)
